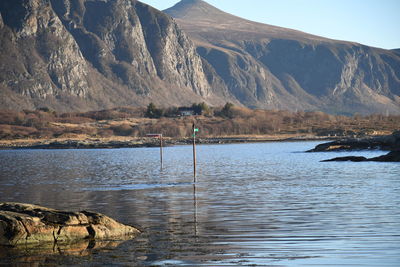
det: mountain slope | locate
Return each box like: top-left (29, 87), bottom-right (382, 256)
top-left (0, 0), bottom-right (229, 111)
top-left (1, 0), bottom-right (399, 114)
top-left (165, 0), bottom-right (400, 114)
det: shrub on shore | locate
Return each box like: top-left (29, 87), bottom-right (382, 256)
top-left (0, 107), bottom-right (399, 140)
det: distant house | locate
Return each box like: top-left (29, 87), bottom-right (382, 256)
top-left (178, 107), bottom-right (201, 116)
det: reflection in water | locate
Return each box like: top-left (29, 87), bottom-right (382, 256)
top-left (0, 239), bottom-right (127, 257)
top-left (193, 184), bottom-right (198, 237)
top-left (0, 239), bottom-right (130, 266)
top-left (0, 143), bottom-right (400, 266)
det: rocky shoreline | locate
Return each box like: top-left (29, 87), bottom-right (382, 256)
top-left (307, 131), bottom-right (400, 162)
top-left (307, 131), bottom-right (400, 152)
top-left (0, 135), bottom-right (335, 150)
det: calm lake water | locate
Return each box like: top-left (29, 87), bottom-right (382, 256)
top-left (0, 142), bottom-right (399, 266)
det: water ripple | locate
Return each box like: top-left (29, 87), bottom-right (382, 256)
top-left (0, 142), bottom-right (399, 266)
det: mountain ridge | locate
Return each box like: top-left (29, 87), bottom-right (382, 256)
top-left (0, 0), bottom-right (230, 111)
top-left (164, 0), bottom-right (400, 114)
top-left (165, 0), bottom-right (358, 46)
top-left (0, 0), bottom-right (399, 115)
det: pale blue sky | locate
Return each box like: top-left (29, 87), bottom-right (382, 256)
top-left (139, 0), bottom-right (400, 50)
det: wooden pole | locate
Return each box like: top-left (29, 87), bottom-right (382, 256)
top-left (192, 124), bottom-right (197, 183)
top-left (160, 134), bottom-right (163, 169)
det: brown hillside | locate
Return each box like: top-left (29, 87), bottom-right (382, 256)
top-left (165, 0), bottom-right (400, 115)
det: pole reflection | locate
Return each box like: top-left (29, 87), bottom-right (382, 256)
top-left (193, 183), bottom-right (198, 237)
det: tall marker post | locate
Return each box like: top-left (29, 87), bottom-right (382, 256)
top-left (192, 124), bottom-right (199, 183)
top-left (160, 134), bottom-right (163, 168)
top-left (146, 133), bottom-right (163, 169)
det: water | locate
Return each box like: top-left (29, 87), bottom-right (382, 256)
top-left (0, 142), bottom-right (399, 266)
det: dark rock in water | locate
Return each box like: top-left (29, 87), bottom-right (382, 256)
top-left (0, 203), bottom-right (140, 247)
top-left (308, 131), bottom-right (400, 152)
top-left (312, 131), bottom-right (400, 162)
top-left (322, 156), bottom-right (367, 162)
top-left (322, 151), bottom-right (400, 162)
top-left (309, 139), bottom-right (373, 152)
top-left (369, 151), bottom-right (400, 162)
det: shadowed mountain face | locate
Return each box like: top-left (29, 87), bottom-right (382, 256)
top-left (0, 0), bottom-right (229, 111)
top-left (165, 0), bottom-right (400, 114)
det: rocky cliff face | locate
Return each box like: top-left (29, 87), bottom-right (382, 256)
top-left (0, 0), bottom-right (221, 111)
top-left (0, 0), bottom-right (90, 105)
top-left (165, 0), bottom-right (400, 114)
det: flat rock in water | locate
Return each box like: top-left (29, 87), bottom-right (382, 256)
top-left (322, 156), bottom-right (367, 162)
top-left (321, 151), bottom-right (400, 162)
top-left (0, 203), bottom-right (140, 246)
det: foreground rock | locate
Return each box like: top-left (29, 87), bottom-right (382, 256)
top-left (322, 151), bottom-right (400, 162)
top-left (0, 203), bottom-right (140, 247)
top-left (308, 131), bottom-right (400, 152)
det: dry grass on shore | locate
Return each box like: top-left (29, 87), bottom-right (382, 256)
top-left (0, 106), bottom-right (399, 146)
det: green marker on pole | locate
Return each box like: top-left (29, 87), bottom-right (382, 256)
top-left (193, 128), bottom-right (199, 137)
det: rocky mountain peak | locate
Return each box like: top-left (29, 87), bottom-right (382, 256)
top-left (165, 0), bottom-right (229, 22)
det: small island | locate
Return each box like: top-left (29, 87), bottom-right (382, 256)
top-left (307, 131), bottom-right (400, 162)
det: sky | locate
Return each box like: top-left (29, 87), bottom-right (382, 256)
top-left (139, 0), bottom-right (400, 50)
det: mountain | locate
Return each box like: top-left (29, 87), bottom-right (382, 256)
top-left (393, 49), bottom-right (400, 56)
top-left (1, 0), bottom-right (399, 115)
top-left (0, 0), bottom-right (229, 111)
top-left (165, 0), bottom-right (400, 114)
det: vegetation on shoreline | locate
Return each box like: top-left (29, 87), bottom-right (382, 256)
top-left (0, 104), bottom-right (399, 141)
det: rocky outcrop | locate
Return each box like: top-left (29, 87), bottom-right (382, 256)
top-left (322, 151), bottom-right (400, 162)
top-left (308, 131), bottom-right (400, 152)
top-left (0, 0), bottom-right (224, 111)
top-left (308, 131), bottom-right (400, 162)
top-left (165, 0), bottom-right (400, 114)
top-left (370, 151), bottom-right (400, 162)
top-left (0, 202), bottom-right (140, 246)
